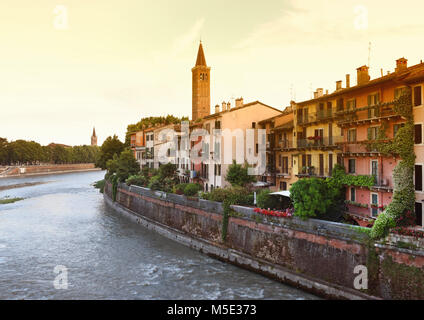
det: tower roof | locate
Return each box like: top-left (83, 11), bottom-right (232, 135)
top-left (92, 127), bottom-right (96, 137)
top-left (195, 42), bottom-right (207, 67)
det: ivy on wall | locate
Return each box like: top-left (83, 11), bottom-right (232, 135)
top-left (370, 92), bottom-right (415, 239)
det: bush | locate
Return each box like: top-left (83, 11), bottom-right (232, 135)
top-left (290, 178), bottom-right (333, 220)
top-left (183, 183), bottom-right (202, 196)
top-left (256, 189), bottom-right (285, 210)
top-left (116, 149), bottom-right (140, 181)
top-left (172, 183), bottom-right (187, 195)
top-left (202, 186), bottom-right (253, 206)
top-left (147, 175), bottom-right (162, 190)
top-left (225, 160), bottom-right (256, 187)
top-left (126, 175), bottom-right (148, 187)
top-left (94, 179), bottom-right (105, 193)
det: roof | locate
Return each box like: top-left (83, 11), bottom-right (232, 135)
top-left (273, 120), bottom-right (294, 131)
top-left (195, 42), bottom-right (207, 67)
top-left (296, 61), bottom-right (424, 106)
top-left (258, 106), bottom-right (293, 124)
top-left (202, 101), bottom-right (283, 120)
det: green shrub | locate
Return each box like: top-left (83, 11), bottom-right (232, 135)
top-left (256, 189), bottom-right (284, 209)
top-left (370, 212), bottom-right (396, 239)
top-left (126, 175), bottom-right (148, 187)
top-left (202, 186), bottom-right (253, 206)
top-left (147, 175), bottom-right (162, 190)
top-left (172, 183), bottom-right (187, 194)
top-left (290, 178), bottom-right (333, 220)
top-left (225, 160), bottom-right (256, 187)
top-left (183, 183), bottom-right (202, 196)
top-left (94, 179), bottom-right (106, 193)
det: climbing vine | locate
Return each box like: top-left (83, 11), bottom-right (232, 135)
top-left (370, 92), bottom-right (415, 239)
top-left (111, 175), bottom-right (119, 202)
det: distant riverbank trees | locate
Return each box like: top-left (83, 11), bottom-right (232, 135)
top-left (125, 115), bottom-right (189, 146)
top-left (0, 138), bottom-right (99, 165)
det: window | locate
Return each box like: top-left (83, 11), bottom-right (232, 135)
top-left (215, 121), bottom-right (221, 129)
top-left (368, 127), bottom-right (378, 140)
top-left (280, 181), bottom-right (287, 191)
top-left (348, 159), bottom-right (356, 174)
top-left (252, 122), bottom-right (256, 129)
top-left (278, 155), bottom-right (282, 167)
top-left (415, 165), bottom-right (423, 191)
top-left (414, 86), bottom-right (422, 107)
top-left (415, 124), bottom-right (422, 144)
top-left (415, 202), bottom-right (423, 226)
top-left (395, 87), bottom-right (409, 99)
top-left (368, 93), bottom-right (380, 106)
top-left (346, 99), bottom-right (356, 111)
top-left (393, 123), bottom-right (405, 137)
top-left (336, 98), bottom-right (344, 112)
top-left (282, 157), bottom-right (289, 174)
top-left (350, 187), bottom-right (356, 202)
top-left (371, 160), bottom-right (378, 184)
top-left (371, 193), bottom-right (379, 217)
top-left (347, 129), bottom-right (357, 142)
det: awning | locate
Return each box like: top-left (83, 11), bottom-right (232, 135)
top-left (252, 181), bottom-right (270, 187)
top-left (269, 190), bottom-right (291, 197)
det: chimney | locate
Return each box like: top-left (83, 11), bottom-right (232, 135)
top-left (395, 57), bottom-right (408, 72)
top-left (336, 81), bottom-right (342, 91)
top-left (215, 105), bottom-right (220, 113)
top-left (235, 97), bottom-right (244, 108)
top-left (227, 101), bottom-right (231, 110)
top-left (346, 74), bottom-right (350, 88)
top-left (316, 88), bottom-right (324, 97)
top-left (357, 65), bottom-right (370, 86)
top-left (222, 101), bottom-right (227, 111)
top-left (313, 91), bottom-right (318, 99)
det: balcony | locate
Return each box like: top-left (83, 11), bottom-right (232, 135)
top-left (337, 101), bottom-right (400, 127)
top-left (296, 166), bottom-right (331, 178)
top-left (296, 136), bottom-right (343, 150)
top-left (297, 110), bottom-right (334, 126)
top-left (340, 142), bottom-right (384, 156)
top-left (274, 140), bottom-right (294, 150)
top-left (276, 167), bottom-right (292, 177)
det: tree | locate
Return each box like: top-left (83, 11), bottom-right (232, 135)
top-left (116, 149), bottom-right (140, 181)
top-left (96, 135), bottom-right (125, 169)
top-left (0, 138), bottom-right (9, 165)
top-left (225, 160), bottom-right (256, 187)
top-left (290, 178), bottom-right (333, 220)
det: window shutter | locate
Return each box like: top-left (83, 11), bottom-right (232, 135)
top-left (367, 95), bottom-right (372, 106)
top-left (415, 124), bottom-right (422, 144)
top-left (367, 127), bottom-right (372, 140)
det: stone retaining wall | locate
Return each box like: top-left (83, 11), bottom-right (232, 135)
top-left (105, 182), bottom-right (424, 300)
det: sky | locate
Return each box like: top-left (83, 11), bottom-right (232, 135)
top-left (1, 0), bottom-right (424, 146)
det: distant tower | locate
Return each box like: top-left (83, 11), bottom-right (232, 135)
top-left (192, 41), bottom-right (211, 121)
top-left (91, 127), bottom-right (97, 146)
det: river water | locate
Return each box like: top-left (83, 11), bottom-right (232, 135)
top-left (0, 171), bottom-right (318, 300)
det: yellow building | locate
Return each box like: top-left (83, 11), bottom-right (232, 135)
top-left (292, 88), bottom-right (343, 179)
top-left (259, 106), bottom-right (296, 190)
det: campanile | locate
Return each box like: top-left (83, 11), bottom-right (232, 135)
top-left (192, 42), bottom-right (211, 121)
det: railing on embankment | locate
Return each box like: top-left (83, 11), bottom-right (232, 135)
top-left (104, 181), bottom-right (424, 300)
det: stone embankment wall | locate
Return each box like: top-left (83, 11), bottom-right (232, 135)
top-left (0, 163), bottom-right (99, 177)
top-left (104, 182), bottom-right (424, 300)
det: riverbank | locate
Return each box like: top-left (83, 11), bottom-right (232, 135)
top-left (104, 181), bottom-right (424, 300)
top-left (0, 181), bottom-right (49, 191)
top-left (0, 164), bottom-right (101, 179)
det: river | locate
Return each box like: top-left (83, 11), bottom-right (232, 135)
top-left (0, 171), bottom-right (318, 300)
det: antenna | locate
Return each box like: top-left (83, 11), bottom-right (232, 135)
top-left (368, 41), bottom-right (372, 69)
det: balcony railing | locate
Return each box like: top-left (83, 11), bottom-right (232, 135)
top-left (297, 110), bottom-right (334, 125)
top-left (276, 167), bottom-right (292, 177)
top-left (296, 136), bottom-right (343, 149)
top-left (297, 166), bottom-right (330, 178)
top-left (341, 142), bottom-right (381, 154)
top-left (275, 140), bottom-right (293, 150)
top-left (337, 101), bottom-right (399, 126)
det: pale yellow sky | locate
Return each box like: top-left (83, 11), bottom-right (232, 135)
top-left (1, 0), bottom-right (424, 145)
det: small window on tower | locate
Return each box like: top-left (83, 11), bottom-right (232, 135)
top-left (200, 74), bottom-right (203, 80)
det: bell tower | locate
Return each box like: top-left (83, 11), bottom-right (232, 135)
top-left (91, 127), bottom-right (97, 146)
top-left (192, 41), bottom-right (211, 121)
